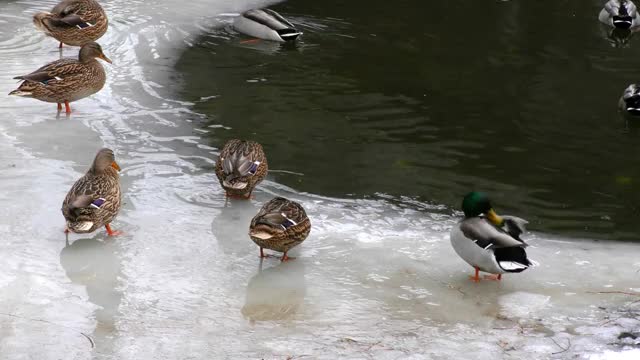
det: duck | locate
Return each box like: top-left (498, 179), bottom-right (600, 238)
top-left (9, 42), bottom-right (111, 114)
top-left (599, 0), bottom-right (640, 29)
top-left (33, 0), bottom-right (108, 48)
top-left (62, 148), bottom-right (122, 236)
top-left (215, 139), bottom-right (268, 199)
top-left (233, 9), bottom-right (302, 42)
top-left (619, 84), bottom-right (640, 115)
top-left (249, 197), bottom-right (311, 261)
top-left (450, 192), bottom-right (536, 282)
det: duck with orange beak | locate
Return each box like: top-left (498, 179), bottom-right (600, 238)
top-left (62, 148), bottom-right (122, 237)
top-left (9, 42), bottom-right (111, 114)
top-left (450, 192), bottom-right (536, 282)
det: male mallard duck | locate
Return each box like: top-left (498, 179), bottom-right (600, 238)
top-left (33, 0), bottom-right (108, 48)
top-left (599, 0), bottom-right (640, 29)
top-left (249, 197), bottom-right (311, 261)
top-left (215, 139), bottom-right (268, 199)
top-left (619, 84), bottom-right (640, 115)
top-left (9, 42), bottom-right (111, 114)
top-left (62, 148), bottom-right (122, 236)
top-left (450, 192), bottom-right (536, 282)
top-left (233, 9), bottom-right (302, 42)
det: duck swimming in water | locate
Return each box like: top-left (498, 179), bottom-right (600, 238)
top-left (450, 192), bottom-right (536, 282)
top-left (619, 84), bottom-right (640, 115)
top-left (599, 0), bottom-right (640, 29)
top-left (233, 9), bottom-right (302, 42)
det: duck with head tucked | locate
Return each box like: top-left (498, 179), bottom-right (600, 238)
top-left (62, 148), bottom-right (122, 237)
top-left (9, 42), bottom-right (111, 114)
top-left (33, 0), bottom-right (108, 48)
top-left (249, 197), bottom-right (311, 261)
top-left (450, 192), bottom-right (536, 282)
top-left (215, 139), bottom-right (268, 199)
top-left (599, 0), bottom-right (640, 29)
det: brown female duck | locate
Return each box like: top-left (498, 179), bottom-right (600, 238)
top-left (9, 42), bottom-right (111, 114)
top-left (249, 197), bottom-right (311, 261)
top-left (62, 148), bottom-right (122, 236)
top-left (33, 0), bottom-right (108, 48)
top-left (215, 139), bottom-right (268, 199)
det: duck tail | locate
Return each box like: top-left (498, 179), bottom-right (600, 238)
top-left (276, 28), bottom-right (302, 41)
top-left (33, 12), bottom-right (53, 32)
top-left (494, 247), bottom-right (535, 273)
top-left (8, 89), bottom-right (31, 97)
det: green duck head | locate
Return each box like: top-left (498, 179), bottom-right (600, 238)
top-left (461, 191), bottom-right (503, 226)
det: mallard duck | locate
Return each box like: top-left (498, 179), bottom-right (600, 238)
top-left (619, 84), bottom-right (640, 115)
top-left (233, 9), bottom-right (302, 42)
top-left (599, 0), bottom-right (640, 29)
top-left (215, 139), bottom-right (268, 199)
top-left (62, 148), bottom-right (122, 236)
top-left (33, 0), bottom-right (108, 48)
top-left (9, 42), bottom-right (111, 114)
top-left (249, 197), bottom-right (311, 261)
top-left (450, 192), bottom-right (536, 282)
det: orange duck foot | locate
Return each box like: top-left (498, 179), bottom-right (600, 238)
top-left (468, 267), bottom-right (480, 282)
top-left (483, 274), bottom-right (502, 281)
top-left (105, 224), bottom-right (122, 236)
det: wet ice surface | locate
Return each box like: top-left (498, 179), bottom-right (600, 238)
top-left (1, 0), bottom-right (639, 359)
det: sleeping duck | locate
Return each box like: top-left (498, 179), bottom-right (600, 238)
top-left (62, 148), bottom-right (122, 236)
top-left (599, 0), bottom-right (640, 29)
top-left (619, 84), bottom-right (640, 115)
top-left (233, 9), bottom-right (301, 42)
top-left (450, 192), bottom-right (536, 282)
top-left (249, 197), bottom-right (311, 261)
top-left (215, 139), bottom-right (268, 199)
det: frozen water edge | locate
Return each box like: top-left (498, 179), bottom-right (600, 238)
top-left (0, 0), bottom-right (638, 359)
top-left (1, 131), bottom-right (640, 359)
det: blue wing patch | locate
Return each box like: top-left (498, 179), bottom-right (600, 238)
top-left (90, 198), bottom-right (106, 209)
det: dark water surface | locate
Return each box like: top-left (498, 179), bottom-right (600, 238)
top-left (175, 0), bottom-right (640, 240)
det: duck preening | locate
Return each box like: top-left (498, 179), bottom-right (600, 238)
top-left (233, 9), bottom-right (302, 42)
top-left (33, 0), bottom-right (108, 48)
top-left (62, 148), bottom-right (122, 236)
top-left (450, 192), bottom-right (536, 282)
top-left (215, 139), bottom-right (268, 199)
top-left (9, 42), bottom-right (111, 114)
top-left (249, 197), bottom-right (311, 261)
top-left (619, 84), bottom-right (640, 115)
top-left (599, 0), bottom-right (640, 29)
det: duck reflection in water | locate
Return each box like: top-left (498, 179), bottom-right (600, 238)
top-left (59, 237), bottom-right (122, 335)
top-left (212, 198), bottom-right (258, 255)
top-left (241, 258), bottom-right (306, 323)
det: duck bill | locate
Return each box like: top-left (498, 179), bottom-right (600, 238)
top-left (99, 54), bottom-right (113, 64)
top-left (486, 209), bottom-right (503, 226)
top-left (111, 161), bottom-right (121, 171)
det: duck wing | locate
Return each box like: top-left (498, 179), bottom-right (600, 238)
top-left (252, 197), bottom-right (308, 228)
top-left (244, 9), bottom-right (293, 31)
top-left (50, 0), bottom-right (95, 28)
top-left (459, 217), bottom-right (525, 250)
top-left (14, 58), bottom-right (82, 84)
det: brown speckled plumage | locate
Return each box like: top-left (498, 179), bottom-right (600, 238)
top-left (62, 148), bottom-right (122, 234)
top-left (249, 197), bottom-right (311, 261)
top-left (215, 139), bottom-right (268, 198)
top-left (9, 42), bottom-right (111, 112)
top-left (33, 0), bottom-right (108, 47)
